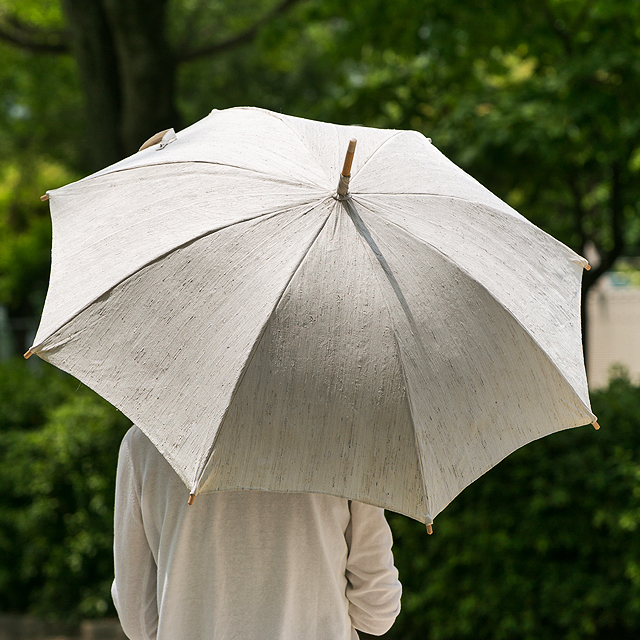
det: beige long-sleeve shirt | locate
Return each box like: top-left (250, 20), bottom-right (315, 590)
top-left (112, 426), bottom-right (402, 640)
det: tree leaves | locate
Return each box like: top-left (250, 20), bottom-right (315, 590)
top-left (0, 360), bottom-right (131, 620)
top-left (386, 371), bottom-right (640, 640)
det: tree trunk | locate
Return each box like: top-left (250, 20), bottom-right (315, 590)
top-left (102, 0), bottom-right (182, 156)
top-left (61, 0), bottom-right (124, 169)
top-left (61, 0), bottom-right (181, 169)
top-left (580, 161), bottom-right (625, 381)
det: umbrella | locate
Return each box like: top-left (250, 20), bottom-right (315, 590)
top-left (27, 107), bottom-right (598, 529)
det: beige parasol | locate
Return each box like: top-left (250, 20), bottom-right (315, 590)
top-left (28, 107), bottom-right (598, 529)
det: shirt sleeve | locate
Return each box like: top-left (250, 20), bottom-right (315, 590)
top-left (344, 501), bottom-right (402, 636)
top-left (112, 429), bottom-right (159, 640)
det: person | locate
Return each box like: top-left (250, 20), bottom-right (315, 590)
top-left (112, 425), bottom-right (402, 640)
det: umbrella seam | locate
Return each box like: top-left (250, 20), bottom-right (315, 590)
top-left (354, 198), bottom-right (595, 420)
top-left (31, 200), bottom-right (324, 354)
top-left (342, 199), bottom-right (432, 522)
top-left (353, 193), bottom-right (588, 266)
top-left (47, 194), bottom-right (324, 266)
top-left (268, 113), bottom-right (406, 192)
top-left (191, 198), bottom-right (337, 492)
top-left (390, 329), bottom-right (433, 524)
top-left (270, 112), bottom-right (337, 184)
top-left (55, 160), bottom-right (329, 193)
top-left (350, 131), bottom-right (406, 182)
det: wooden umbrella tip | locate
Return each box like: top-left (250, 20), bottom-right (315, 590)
top-left (23, 349), bottom-right (33, 359)
top-left (40, 194), bottom-right (49, 201)
top-left (337, 139), bottom-right (358, 197)
top-left (341, 138), bottom-right (357, 178)
top-left (188, 493), bottom-right (196, 505)
top-left (426, 523), bottom-right (433, 535)
top-left (593, 421), bottom-right (601, 431)
top-left (584, 262), bottom-right (591, 271)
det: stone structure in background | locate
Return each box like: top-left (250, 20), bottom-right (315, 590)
top-left (587, 273), bottom-right (640, 388)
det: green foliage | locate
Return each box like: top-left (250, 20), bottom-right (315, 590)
top-left (0, 359), bottom-right (131, 620)
top-left (0, 30), bottom-right (83, 169)
top-left (172, 0), bottom-right (640, 274)
top-left (0, 159), bottom-right (79, 353)
top-left (387, 370), bottom-right (640, 640)
top-left (0, 0), bottom-right (639, 632)
top-left (1, 358), bottom-right (639, 638)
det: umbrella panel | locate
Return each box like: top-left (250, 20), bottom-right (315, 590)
top-left (38, 188), bottom-right (594, 522)
top-left (201, 201), bottom-right (426, 520)
top-left (31, 107), bottom-right (596, 523)
top-left (351, 199), bottom-right (594, 515)
top-left (37, 200), bottom-right (334, 490)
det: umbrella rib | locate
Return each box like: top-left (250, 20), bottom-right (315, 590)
top-left (353, 199), bottom-right (596, 423)
top-left (269, 112), bottom-right (405, 188)
top-left (49, 194), bottom-right (323, 266)
top-left (271, 112), bottom-right (336, 184)
top-left (66, 160), bottom-right (329, 192)
top-left (342, 198), bottom-right (433, 523)
top-left (30, 200), bottom-right (324, 354)
top-left (353, 193), bottom-right (588, 267)
top-left (191, 198), bottom-right (337, 491)
top-left (390, 329), bottom-right (434, 526)
top-left (349, 131), bottom-right (405, 182)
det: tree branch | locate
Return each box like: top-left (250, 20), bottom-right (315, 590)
top-left (6, 14), bottom-right (67, 38)
top-left (583, 161), bottom-right (625, 291)
top-left (541, 0), bottom-right (573, 56)
top-left (0, 13), bottom-right (69, 54)
top-left (580, 161), bottom-right (625, 360)
top-left (177, 0), bottom-right (302, 63)
top-left (178, 0), bottom-right (211, 54)
top-left (570, 0), bottom-right (597, 38)
top-left (568, 176), bottom-right (588, 249)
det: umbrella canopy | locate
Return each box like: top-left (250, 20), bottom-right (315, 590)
top-left (29, 107), bottom-right (596, 526)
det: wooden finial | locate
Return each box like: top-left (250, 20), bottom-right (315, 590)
top-left (40, 194), bottom-right (49, 201)
top-left (188, 493), bottom-right (196, 505)
top-left (426, 523), bottom-right (433, 535)
top-left (24, 349), bottom-right (33, 359)
top-left (337, 139), bottom-right (357, 197)
top-left (593, 421), bottom-right (600, 430)
top-left (341, 138), bottom-right (357, 178)
top-left (584, 262), bottom-right (591, 271)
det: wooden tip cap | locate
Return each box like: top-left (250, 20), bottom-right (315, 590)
top-left (188, 493), bottom-right (196, 505)
top-left (426, 524), bottom-right (433, 535)
top-left (40, 194), bottom-right (49, 201)
top-left (341, 138), bottom-right (357, 177)
top-left (593, 421), bottom-right (600, 430)
top-left (24, 349), bottom-right (33, 359)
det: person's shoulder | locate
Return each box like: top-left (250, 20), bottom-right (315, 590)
top-left (122, 425), bottom-right (157, 460)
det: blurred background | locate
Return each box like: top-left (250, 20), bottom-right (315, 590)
top-left (0, 0), bottom-right (639, 638)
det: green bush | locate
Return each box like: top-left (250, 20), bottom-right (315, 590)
top-left (1, 358), bottom-right (639, 636)
top-left (0, 359), bottom-right (130, 620)
top-left (388, 369), bottom-right (640, 640)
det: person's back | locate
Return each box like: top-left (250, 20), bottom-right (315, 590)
top-left (113, 426), bottom-right (402, 640)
